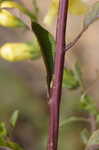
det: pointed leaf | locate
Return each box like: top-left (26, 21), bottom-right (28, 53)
top-left (32, 22), bottom-right (55, 87)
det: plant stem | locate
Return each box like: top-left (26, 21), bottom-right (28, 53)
top-left (47, 0), bottom-right (68, 150)
top-left (89, 114), bottom-right (96, 132)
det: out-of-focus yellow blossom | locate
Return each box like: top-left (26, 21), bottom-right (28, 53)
top-left (69, 0), bottom-right (89, 15)
top-left (0, 1), bottom-right (36, 21)
top-left (44, 0), bottom-right (89, 25)
top-left (0, 9), bottom-right (25, 27)
top-left (44, 0), bottom-right (59, 25)
top-left (0, 0), bottom-right (12, 2)
top-left (0, 42), bottom-right (40, 61)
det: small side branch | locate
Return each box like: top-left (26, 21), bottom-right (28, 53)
top-left (65, 27), bottom-right (88, 52)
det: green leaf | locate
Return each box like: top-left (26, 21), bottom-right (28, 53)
top-left (60, 116), bottom-right (88, 128)
top-left (85, 130), bottom-right (99, 150)
top-left (63, 68), bottom-right (79, 89)
top-left (0, 122), bottom-right (7, 138)
top-left (80, 94), bottom-right (97, 115)
top-left (80, 128), bottom-right (90, 145)
top-left (32, 22), bottom-right (55, 87)
top-left (10, 110), bottom-right (19, 127)
top-left (83, 2), bottom-right (99, 28)
top-left (30, 39), bottom-right (41, 60)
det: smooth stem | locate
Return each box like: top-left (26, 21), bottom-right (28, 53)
top-left (47, 0), bottom-right (68, 150)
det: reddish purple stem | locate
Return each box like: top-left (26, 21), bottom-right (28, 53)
top-left (47, 0), bottom-right (69, 150)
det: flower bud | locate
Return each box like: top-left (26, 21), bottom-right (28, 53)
top-left (0, 42), bottom-right (41, 61)
top-left (0, 9), bottom-right (25, 27)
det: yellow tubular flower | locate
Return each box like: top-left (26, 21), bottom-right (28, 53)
top-left (0, 42), bottom-right (40, 62)
top-left (0, 9), bottom-right (25, 28)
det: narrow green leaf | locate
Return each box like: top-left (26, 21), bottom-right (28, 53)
top-left (10, 110), bottom-right (19, 127)
top-left (63, 69), bottom-right (79, 89)
top-left (83, 2), bottom-right (99, 28)
top-left (32, 22), bottom-right (55, 87)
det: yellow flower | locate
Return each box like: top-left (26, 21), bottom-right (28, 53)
top-left (69, 0), bottom-right (89, 15)
top-left (44, 0), bottom-right (59, 25)
top-left (0, 9), bottom-right (25, 27)
top-left (0, 42), bottom-right (40, 61)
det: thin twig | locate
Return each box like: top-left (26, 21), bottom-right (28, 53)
top-left (65, 27), bottom-right (88, 52)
